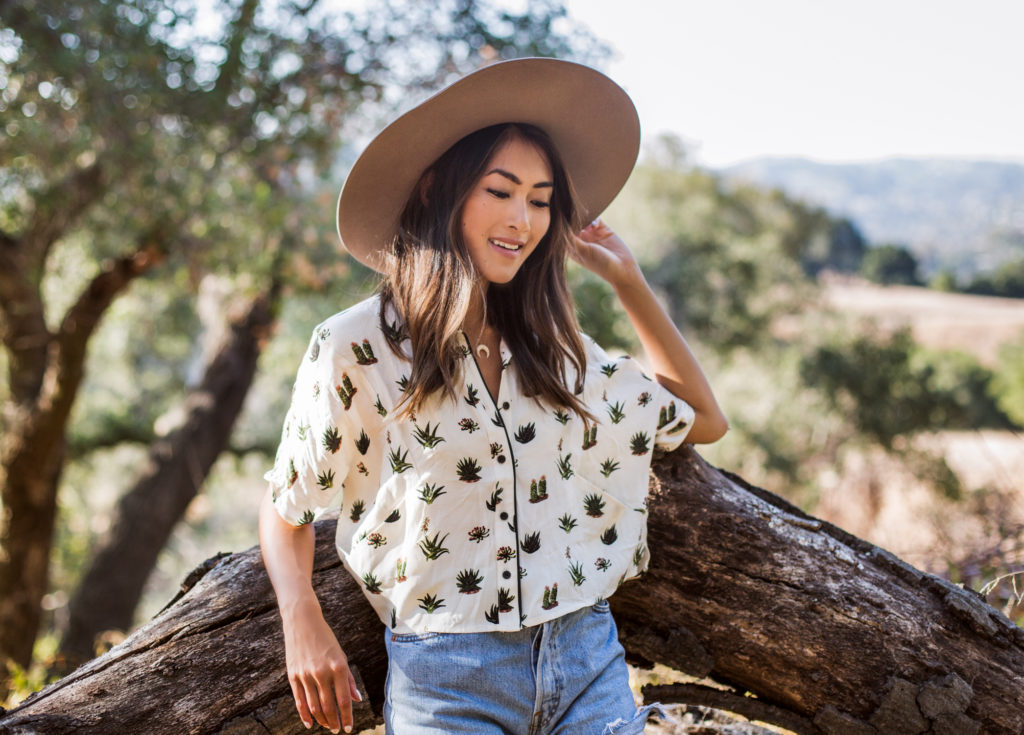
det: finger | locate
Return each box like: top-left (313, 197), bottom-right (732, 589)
top-left (302, 677), bottom-right (331, 731)
top-left (333, 671), bottom-right (355, 733)
top-left (315, 675), bottom-right (342, 733)
top-left (289, 676), bottom-right (314, 729)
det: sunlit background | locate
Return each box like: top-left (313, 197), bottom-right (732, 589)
top-left (2, 0), bottom-right (1022, 726)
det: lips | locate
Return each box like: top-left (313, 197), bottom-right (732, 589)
top-left (489, 238), bottom-right (524, 252)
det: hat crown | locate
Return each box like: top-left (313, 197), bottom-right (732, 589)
top-left (337, 57), bottom-right (640, 270)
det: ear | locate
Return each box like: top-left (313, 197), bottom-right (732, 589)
top-left (418, 169), bottom-right (434, 206)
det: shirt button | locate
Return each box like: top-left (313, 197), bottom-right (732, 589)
top-left (500, 512), bottom-right (509, 520)
top-left (502, 570), bottom-right (511, 579)
top-left (497, 455), bottom-right (506, 464)
top-left (502, 401), bottom-right (510, 410)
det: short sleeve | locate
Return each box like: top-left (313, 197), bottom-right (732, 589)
top-left (651, 383), bottom-right (695, 452)
top-left (263, 325), bottom-right (354, 526)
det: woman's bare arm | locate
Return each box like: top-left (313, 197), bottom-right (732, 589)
top-left (572, 221), bottom-right (728, 444)
top-left (259, 487), bottom-right (361, 733)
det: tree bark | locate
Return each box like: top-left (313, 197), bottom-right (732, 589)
top-left (0, 244), bottom-right (159, 686)
top-left (1, 447), bottom-right (1020, 735)
top-left (58, 281), bottom-right (281, 671)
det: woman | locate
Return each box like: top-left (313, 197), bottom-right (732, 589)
top-left (260, 58), bottom-right (727, 735)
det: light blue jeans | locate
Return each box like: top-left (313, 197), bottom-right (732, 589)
top-left (383, 600), bottom-right (668, 734)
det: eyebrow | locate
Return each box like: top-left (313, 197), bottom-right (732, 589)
top-left (485, 168), bottom-right (553, 189)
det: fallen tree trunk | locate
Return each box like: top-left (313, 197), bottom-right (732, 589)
top-left (1, 447), bottom-right (1021, 735)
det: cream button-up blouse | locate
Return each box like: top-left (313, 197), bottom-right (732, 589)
top-left (265, 295), bottom-right (693, 633)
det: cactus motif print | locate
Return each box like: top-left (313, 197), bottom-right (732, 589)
top-left (264, 296), bottom-right (694, 635)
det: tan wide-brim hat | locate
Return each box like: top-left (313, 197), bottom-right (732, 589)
top-left (337, 57), bottom-right (640, 271)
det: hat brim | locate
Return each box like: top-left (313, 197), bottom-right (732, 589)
top-left (336, 58), bottom-right (640, 271)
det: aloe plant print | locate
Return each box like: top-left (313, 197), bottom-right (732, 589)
top-left (418, 593), bottom-right (446, 613)
top-left (351, 339), bottom-right (378, 365)
top-left (583, 493), bottom-right (606, 518)
top-left (528, 476), bottom-right (548, 503)
top-left (556, 452), bottom-right (573, 480)
top-left (600, 362), bottom-right (618, 377)
top-left (349, 499), bottom-right (365, 522)
top-left (418, 532), bottom-right (450, 561)
top-left (417, 482), bottom-right (447, 504)
top-left (374, 394), bottom-right (388, 417)
top-left (296, 424), bottom-right (310, 441)
top-left (459, 417), bottom-right (480, 433)
top-left (396, 374), bottom-right (409, 393)
top-left (657, 402), bottom-right (677, 430)
top-left (541, 583), bottom-right (559, 610)
top-left (606, 401), bottom-right (625, 424)
top-left (335, 373), bottom-right (357, 409)
top-left (632, 544), bottom-right (645, 567)
top-left (485, 605), bottom-right (500, 624)
top-left (553, 408), bottom-right (570, 425)
top-left (558, 513), bottom-right (578, 532)
top-left (520, 531), bottom-right (540, 554)
top-left (497, 587), bottom-right (515, 613)
top-left (382, 317), bottom-right (406, 343)
top-left (465, 383), bottom-right (480, 406)
top-left (456, 568), bottom-right (484, 594)
top-left (388, 446), bottom-right (413, 474)
top-left (514, 422), bottom-right (536, 443)
top-left (568, 561), bottom-right (586, 586)
top-left (287, 459), bottom-right (298, 487)
top-left (491, 410), bottom-right (504, 428)
top-left (385, 508), bottom-right (401, 523)
top-left (600, 525), bottom-right (618, 545)
top-left (362, 572), bottom-right (382, 594)
top-left (413, 421), bottom-right (446, 449)
top-left (629, 431), bottom-right (651, 455)
top-left (298, 509), bottom-right (315, 526)
top-left (599, 458), bottom-right (620, 477)
top-left (316, 468), bottom-right (334, 490)
top-left (486, 486), bottom-right (503, 511)
top-left (456, 456), bottom-right (483, 482)
top-left (667, 417), bottom-right (690, 434)
top-left (322, 425), bottom-right (341, 454)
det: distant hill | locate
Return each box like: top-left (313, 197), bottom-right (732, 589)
top-left (721, 157), bottom-right (1024, 278)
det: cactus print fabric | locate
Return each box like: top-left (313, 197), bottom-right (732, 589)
top-left (265, 296), bottom-right (694, 634)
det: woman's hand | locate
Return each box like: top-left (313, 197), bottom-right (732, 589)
top-left (571, 219), bottom-right (644, 289)
top-left (283, 597), bottom-right (362, 733)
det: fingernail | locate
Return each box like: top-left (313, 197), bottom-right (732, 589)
top-left (345, 727), bottom-right (353, 733)
top-left (355, 690), bottom-right (363, 702)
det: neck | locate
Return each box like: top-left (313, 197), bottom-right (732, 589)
top-left (463, 283), bottom-right (489, 342)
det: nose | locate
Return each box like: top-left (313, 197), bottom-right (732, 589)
top-left (507, 196), bottom-right (529, 233)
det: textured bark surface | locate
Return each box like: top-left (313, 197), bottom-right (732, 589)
top-left (2, 447), bottom-right (1021, 735)
top-left (58, 283), bottom-right (279, 671)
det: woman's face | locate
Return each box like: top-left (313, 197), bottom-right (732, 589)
top-left (460, 136), bottom-right (553, 286)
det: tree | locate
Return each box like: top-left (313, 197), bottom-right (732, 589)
top-left (859, 244), bottom-right (922, 286)
top-left (1, 449), bottom-right (1019, 734)
top-left (0, 0), bottom-right (604, 690)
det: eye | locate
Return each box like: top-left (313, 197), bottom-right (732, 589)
top-left (486, 188), bottom-right (510, 199)
top-left (531, 199), bottom-right (551, 209)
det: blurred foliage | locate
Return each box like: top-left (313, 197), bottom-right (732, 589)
top-left (607, 135), bottom-right (824, 353)
top-left (964, 258), bottom-right (1024, 298)
top-left (859, 243), bottom-right (922, 286)
top-left (800, 326), bottom-right (1014, 451)
top-left (991, 331), bottom-right (1024, 427)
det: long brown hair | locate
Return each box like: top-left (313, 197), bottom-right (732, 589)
top-left (378, 123), bottom-right (592, 419)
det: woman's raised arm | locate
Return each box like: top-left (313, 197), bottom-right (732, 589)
top-left (572, 220), bottom-right (729, 444)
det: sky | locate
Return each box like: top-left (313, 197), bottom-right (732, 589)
top-left (561, 0), bottom-right (1024, 168)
